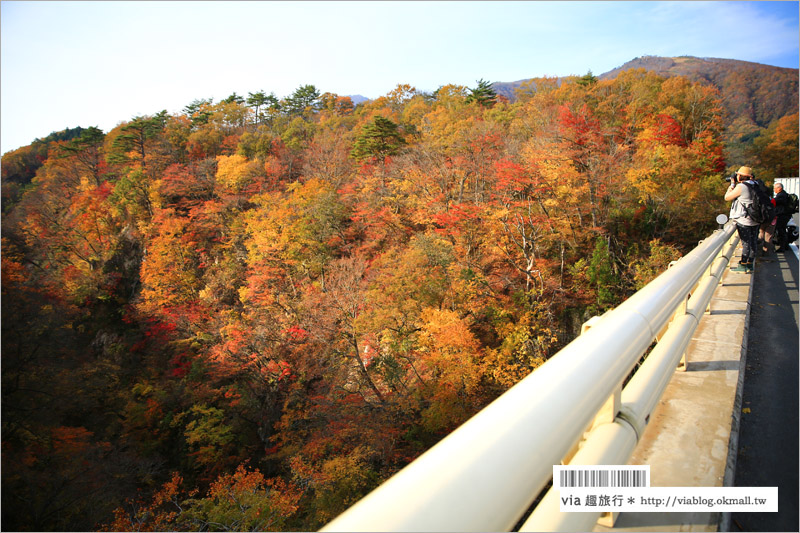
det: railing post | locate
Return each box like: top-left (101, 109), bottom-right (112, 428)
top-left (592, 388), bottom-right (622, 429)
top-left (674, 292), bottom-right (690, 371)
top-left (561, 315), bottom-right (619, 465)
top-left (582, 315), bottom-right (622, 431)
top-left (580, 315), bottom-right (603, 334)
top-left (598, 509), bottom-right (620, 528)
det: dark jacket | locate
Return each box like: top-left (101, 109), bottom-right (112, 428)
top-left (775, 190), bottom-right (789, 216)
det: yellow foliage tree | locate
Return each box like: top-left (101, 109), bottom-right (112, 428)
top-left (215, 154), bottom-right (262, 195)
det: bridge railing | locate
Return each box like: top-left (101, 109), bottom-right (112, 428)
top-left (321, 221), bottom-right (740, 533)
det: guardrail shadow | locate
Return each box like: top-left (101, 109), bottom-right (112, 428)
top-left (708, 309), bottom-right (747, 315)
top-left (689, 360), bottom-right (740, 371)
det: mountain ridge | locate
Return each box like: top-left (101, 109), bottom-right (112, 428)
top-left (598, 55), bottom-right (798, 80)
top-left (492, 55), bottom-right (798, 133)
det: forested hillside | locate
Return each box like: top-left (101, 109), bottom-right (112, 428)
top-left (2, 68), bottom-right (798, 531)
top-left (495, 56), bottom-right (799, 173)
top-left (600, 56), bottom-right (799, 168)
top-left (600, 56), bottom-right (798, 129)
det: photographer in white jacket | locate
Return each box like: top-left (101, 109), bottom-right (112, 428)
top-left (724, 166), bottom-right (760, 273)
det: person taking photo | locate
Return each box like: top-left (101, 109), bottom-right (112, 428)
top-left (725, 166), bottom-right (760, 273)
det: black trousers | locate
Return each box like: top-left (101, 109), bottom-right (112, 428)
top-left (775, 214), bottom-right (791, 249)
top-left (737, 223), bottom-right (759, 264)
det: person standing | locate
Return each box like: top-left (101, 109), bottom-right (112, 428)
top-left (757, 180), bottom-right (777, 256)
top-left (759, 198), bottom-right (777, 256)
top-left (725, 166), bottom-right (760, 272)
top-left (773, 182), bottom-right (791, 252)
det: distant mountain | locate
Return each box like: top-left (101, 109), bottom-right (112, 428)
top-left (489, 56), bottom-right (798, 166)
top-left (492, 56), bottom-right (798, 135)
top-left (599, 56), bottom-right (798, 130)
top-left (491, 78), bottom-right (562, 102)
top-left (348, 94), bottom-right (371, 105)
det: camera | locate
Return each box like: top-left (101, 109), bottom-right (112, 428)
top-left (725, 171), bottom-right (757, 183)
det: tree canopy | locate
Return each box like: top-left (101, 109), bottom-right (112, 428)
top-left (1, 72), bottom-right (796, 531)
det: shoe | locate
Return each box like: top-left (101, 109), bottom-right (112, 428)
top-left (746, 263), bottom-right (754, 273)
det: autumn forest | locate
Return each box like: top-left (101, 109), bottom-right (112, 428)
top-left (2, 65), bottom-right (799, 531)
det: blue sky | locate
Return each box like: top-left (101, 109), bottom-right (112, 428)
top-left (1, 1), bottom-right (798, 155)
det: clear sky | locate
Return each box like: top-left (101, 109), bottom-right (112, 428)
top-left (1, 1), bottom-right (798, 155)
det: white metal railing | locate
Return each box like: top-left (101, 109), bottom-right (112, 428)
top-left (777, 176), bottom-right (799, 197)
top-left (320, 221), bottom-right (740, 533)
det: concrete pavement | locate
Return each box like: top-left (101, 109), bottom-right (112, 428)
top-left (595, 240), bottom-right (798, 532)
top-left (730, 247), bottom-right (798, 532)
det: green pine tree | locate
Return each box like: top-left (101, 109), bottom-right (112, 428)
top-left (466, 78), bottom-right (498, 107)
top-left (351, 116), bottom-right (406, 163)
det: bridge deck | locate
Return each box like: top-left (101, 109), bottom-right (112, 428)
top-left (595, 244), bottom-right (798, 532)
top-left (730, 245), bottom-right (798, 532)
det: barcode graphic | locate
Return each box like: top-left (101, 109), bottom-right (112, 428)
top-left (557, 468), bottom-right (649, 488)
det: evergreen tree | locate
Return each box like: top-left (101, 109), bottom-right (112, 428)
top-left (351, 116), bottom-right (406, 163)
top-left (588, 236), bottom-right (618, 309)
top-left (247, 91), bottom-right (268, 124)
top-left (107, 114), bottom-right (165, 170)
top-left (58, 126), bottom-right (106, 184)
top-left (183, 98), bottom-right (214, 127)
top-left (247, 91), bottom-right (281, 125)
top-left (466, 78), bottom-right (497, 107)
top-left (577, 71), bottom-right (598, 86)
top-left (284, 84), bottom-right (321, 117)
top-left (222, 92), bottom-right (245, 104)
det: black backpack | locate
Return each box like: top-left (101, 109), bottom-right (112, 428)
top-left (741, 181), bottom-right (776, 224)
top-left (788, 193), bottom-right (799, 215)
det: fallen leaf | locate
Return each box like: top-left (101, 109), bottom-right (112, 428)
top-left (742, 407), bottom-right (751, 414)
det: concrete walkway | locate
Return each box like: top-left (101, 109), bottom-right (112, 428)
top-left (595, 240), bottom-right (798, 532)
top-left (730, 247), bottom-right (798, 532)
